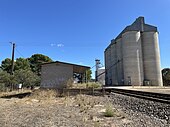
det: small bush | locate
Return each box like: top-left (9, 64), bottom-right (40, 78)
top-left (104, 104), bottom-right (115, 117)
top-left (0, 83), bottom-right (5, 92)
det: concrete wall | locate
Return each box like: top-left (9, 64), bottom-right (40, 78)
top-left (104, 48), bottom-right (109, 85)
top-left (105, 45), bottom-right (112, 85)
top-left (41, 63), bottom-right (73, 88)
top-left (111, 41), bottom-right (118, 85)
top-left (97, 68), bottom-right (105, 85)
top-left (116, 38), bottom-right (124, 85)
top-left (122, 31), bottom-right (143, 86)
top-left (142, 32), bottom-right (163, 86)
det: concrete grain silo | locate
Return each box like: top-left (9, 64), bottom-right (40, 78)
top-left (105, 45), bottom-right (112, 85)
top-left (104, 17), bottom-right (163, 86)
top-left (110, 40), bottom-right (118, 85)
top-left (116, 38), bottom-right (124, 85)
top-left (122, 31), bottom-right (143, 86)
top-left (142, 32), bottom-right (162, 86)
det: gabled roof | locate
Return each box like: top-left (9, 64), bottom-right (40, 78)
top-left (41, 61), bottom-right (90, 74)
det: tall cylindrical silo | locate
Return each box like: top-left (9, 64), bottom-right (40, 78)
top-left (105, 44), bottom-right (112, 85)
top-left (116, 38), bottom-right (124, 85)
top-left (122, 31), bottom-right (143, 86)
top-left (104, 48), bottom-right (109, 85)
top-left (108, 45), bottom-right (112, 85)
top-left (142, 32), bottom-right (163, 86)
top-left (111, 41), bottom-right (118, 85)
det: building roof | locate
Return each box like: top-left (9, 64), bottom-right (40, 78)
top-left (41, 61), bottom-right (90, 74)
top-left (115, 16), bottom-right (157, 40)
top-left (105, 17), bottom-right (158, 51)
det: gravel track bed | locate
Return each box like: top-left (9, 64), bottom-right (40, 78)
top-left (110, 93), bottom-right (170, 126)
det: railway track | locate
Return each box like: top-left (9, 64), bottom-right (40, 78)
top-left (104, 87), bottom-right (170, 104)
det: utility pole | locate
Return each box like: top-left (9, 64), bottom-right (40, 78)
top-left (95, 59), bottom-right (100, 82)
top-left (11, 42), bottom-right (15, 75)
top-left (8, 42), bottom-right (15, 91)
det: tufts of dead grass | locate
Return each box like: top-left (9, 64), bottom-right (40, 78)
top-left (30, 89), bottom-right (58, 100)
top-left (72, 82), bottom-right (102, 89)
top-left (75, 94), bottom-right (101, 113)
top-left (0, 89), bottom-right (31, 98)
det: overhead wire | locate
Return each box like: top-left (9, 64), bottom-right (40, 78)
top-left (15, 48), bottom-right (25, 58)
top-left (0, 41), bottom-right (105, 48)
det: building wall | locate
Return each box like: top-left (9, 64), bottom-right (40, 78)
top-left (41, 63), bottom-right (73, 88)
top-left (111, 41), bottom-right (118, 85)
top-left (97, 68), bottom-right (105, 85)
top-left (105, 45), bottom-right (112, 85)
top-left (122, 31), bottom-right (143, 86)
top-left (142, 32), bottom-right (163, 86)
top-left (116, 38), bottom-right (124, 85)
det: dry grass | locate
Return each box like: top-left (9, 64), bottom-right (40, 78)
top-left (66, 78), bottom-right (74, 88)
top-left (75, 94), bottom-right (100, 113)
top-left (29, 89), bottom-right (58, 100)
top-left (0, 89), bottom-right (31, 97)
top-left (0, 89), bottom-right (128, 127)
top-left (0, 87), bottom-right (167, 127)
top-left (72, 82), bottom-right (102, 89)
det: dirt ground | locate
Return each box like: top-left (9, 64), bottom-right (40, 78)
top-left (0, 90), bottom-right (168, 127)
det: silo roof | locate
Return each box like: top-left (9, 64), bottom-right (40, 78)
top-left (115, 17), bottom-right (157, 40)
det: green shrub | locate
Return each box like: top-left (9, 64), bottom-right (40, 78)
top-left (104, 104), bottom-right (114, 117)
top-left (0, 83), bottom-right (5, 92)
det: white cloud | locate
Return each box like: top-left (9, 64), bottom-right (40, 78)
top-left (50, 43), bottom-right (56, 47)
top-left (57, 43), bottom-right (64, 47)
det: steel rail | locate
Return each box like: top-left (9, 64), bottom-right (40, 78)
top-left (103, 87), bottom-right (170, 104)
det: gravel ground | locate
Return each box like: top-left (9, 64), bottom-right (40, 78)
top-left (109, 92), bottom-right (170, 127)
top-left (0, 91), bottom-right (169, 127)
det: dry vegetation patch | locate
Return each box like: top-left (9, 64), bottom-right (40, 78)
top-left (0, 89), bottom-right (130, 127)
top-left (30, 89), bottom-right (58, 100)
top-left (71, 82), bottom-right (102, 89)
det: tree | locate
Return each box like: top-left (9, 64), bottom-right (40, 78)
top-left (28, 54), bottom-right (53, 75)
top-left (1, 58), bottom-right (31, 73)
top-left (0, 71), bottom-right (16, 90)
top-left (15, 58), bottom-right (30, 71)
top-left (1, 58), bottom-right (12, 73)
top-left (162, 68), bottom-right (170, 86)
top-left (14, 69), bottom-right (40, 87)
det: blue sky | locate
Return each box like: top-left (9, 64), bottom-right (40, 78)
top-left (0, 0), bottom-right (170, 78)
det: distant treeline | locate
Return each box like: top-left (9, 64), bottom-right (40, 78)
top-left (162, 68), bottom-right (170, 86)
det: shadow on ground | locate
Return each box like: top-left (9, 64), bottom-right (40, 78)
top-left (0, 92), bottom-right (32, 99)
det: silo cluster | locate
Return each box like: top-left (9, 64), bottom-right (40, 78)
top-left (105, 17), bottom-right (163, 86)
